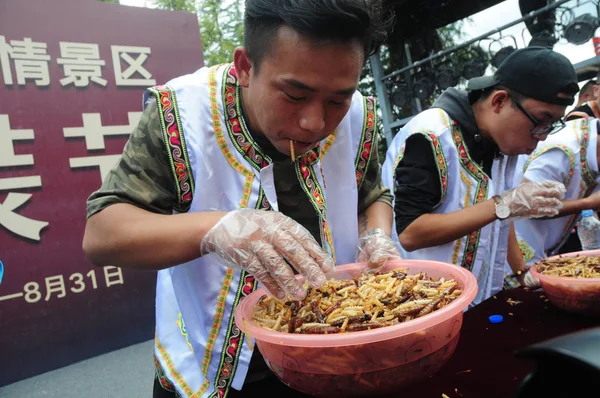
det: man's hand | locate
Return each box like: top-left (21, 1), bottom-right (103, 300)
top-left (503, 181), bottom-right (566, 219)
top-left (356, 228), bottom-right (402, 271)
top-left (200, 209), bottom-right (334, 300)
top-left (519, 269), bottom-right (540, 288)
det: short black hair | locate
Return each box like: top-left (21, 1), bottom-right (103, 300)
top-left (469, 85), bottom-right (525, 105)
top-left (580, 80), bottom-right (596, 97)
top-left (244, 0), bottom-right (393, 69)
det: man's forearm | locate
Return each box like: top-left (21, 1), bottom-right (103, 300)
top-left (557, 197), bottom-right (595, 217)
top-left (358, 201), bottom-right (393, 237)
top-left (399, 199), bottom-right (497, 252)
top-left (535, 198), bottom-right (597, 221)
top-left (507, 222), bottom-right (526, 274)
top-left (83, 203), bottom-right (226, 270)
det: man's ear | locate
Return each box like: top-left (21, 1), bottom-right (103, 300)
top-left (593, 84), bottom-right (600, 101)
top-left (234, 47), bottom-right (253, 88)
top-left (490, 89), bottom-right (510, 114)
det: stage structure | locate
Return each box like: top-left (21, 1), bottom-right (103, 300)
top-left (373, 0), bottom-right (600, 145)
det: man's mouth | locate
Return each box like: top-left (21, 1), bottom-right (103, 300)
top-left (294, 140), bottom-right (313, 145)
top-left (287, 138), bottom-right (320, 160)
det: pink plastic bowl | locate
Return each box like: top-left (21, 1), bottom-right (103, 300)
top-left (234, 260), bottom-right (478, 397)
top-left (531, 250), bottom-right (600, 317)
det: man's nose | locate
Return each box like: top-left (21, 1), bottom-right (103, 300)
top-left (299, 103), bottom-right (325, 133)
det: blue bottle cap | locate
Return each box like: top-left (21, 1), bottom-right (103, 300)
top-left (582, 210), bottom-right (595, 217)
top-left (489, 315), bottom-right (503, 324)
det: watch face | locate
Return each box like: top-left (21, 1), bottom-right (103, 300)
top-left (496, 204), bottom-right (511, 220)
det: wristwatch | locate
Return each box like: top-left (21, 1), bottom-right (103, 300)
top-left (511, 266), bottom-right (530, 280)
top-left (493, 195), bottom-right (511, 220)
top-left (512, 267), bottom-right (530, 277)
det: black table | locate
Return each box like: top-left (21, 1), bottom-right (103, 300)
top-left (233, 288), bottom-right (600, 398)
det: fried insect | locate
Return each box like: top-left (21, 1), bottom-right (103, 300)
top-left (290, 140), bottom-right (296, 163)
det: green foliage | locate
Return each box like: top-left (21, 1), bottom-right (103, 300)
top-left (154, 0), bottom-right (244, 66)
top-left (153, 0), bottom-right (196, 12)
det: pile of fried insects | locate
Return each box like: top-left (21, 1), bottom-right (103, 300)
top-left (252, 270), bottom-right (462, 334)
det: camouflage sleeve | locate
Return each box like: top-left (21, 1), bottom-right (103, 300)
top-left (86, 100), bottom-right (177, 218)
top-left (357, 135), bottom-right (393, 214)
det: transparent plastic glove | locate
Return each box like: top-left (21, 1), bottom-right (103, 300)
top-left (200, 209), bottom-right (335, 300)
top-left (503, 181), bottom-right (566, 219)
top-left (521, 270), bottom-right (540, 288)
top-left (356, 229), bottom-right (402, 272)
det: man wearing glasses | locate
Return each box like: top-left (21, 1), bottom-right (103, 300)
top-left (382, 47), bottom-right (578, 305)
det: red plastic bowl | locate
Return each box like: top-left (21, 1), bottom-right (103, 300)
top-left (532, 250), bottom-right (600, 317)
top-left (234, 260), bottom-right (478, 397)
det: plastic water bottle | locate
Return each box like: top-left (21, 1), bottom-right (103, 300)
top-left (577, 210), bottom-right (600, 250)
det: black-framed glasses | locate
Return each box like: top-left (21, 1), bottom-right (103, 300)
top-left (510, 94), bottom-right (566, 137)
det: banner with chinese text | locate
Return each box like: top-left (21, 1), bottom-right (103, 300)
top-left (0, 0), bottom-right (204, 386)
